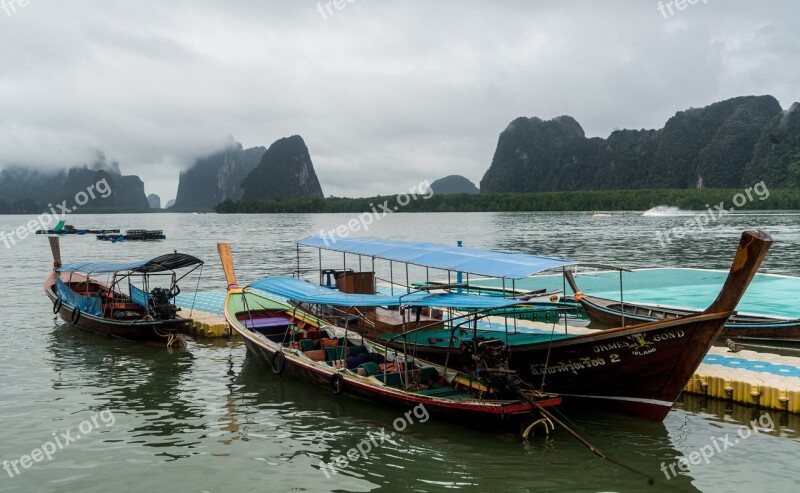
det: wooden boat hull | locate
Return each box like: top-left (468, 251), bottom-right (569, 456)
top-left (375, 312), bottom-right (727, 420)
top-left (565, 272), bottom-right (800, 342)
top-left (365, 231), bottom-right (773, 420)
top-left (45, 273), bottom-right (192, 340)
top-left (224, 288), bottom-right (560, 427)
top-left (238, 336), bottom-right (550, 424)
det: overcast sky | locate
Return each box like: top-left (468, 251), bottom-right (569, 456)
top-left (1, 1), bottom-right (798, 201)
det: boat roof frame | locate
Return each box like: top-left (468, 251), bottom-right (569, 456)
top-left (297, 236), bottom-right (624, 280)
top-left (57, 253), bottom-right (204, 276)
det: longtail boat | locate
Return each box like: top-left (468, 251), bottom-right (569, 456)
top-left (216, 244), bottom-right (562, 431)
top-left (44, 237), bottom-right (203, 342)
top-left (564, 270), bottom-right (800, 342)
top-left (278, 231), bottom-right (772, 420)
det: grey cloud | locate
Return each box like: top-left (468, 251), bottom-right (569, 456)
top-left (0, 0), bottom-right (797, 200)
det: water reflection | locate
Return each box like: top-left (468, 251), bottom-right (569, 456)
top-left (676, 393), bottom-right (800, 438)
top-left (48, 324), bottom-right (201, 457)
top-left (8, 211), bottom-right (800, 492)
top-left (232, 351), bottom-right (701, 492)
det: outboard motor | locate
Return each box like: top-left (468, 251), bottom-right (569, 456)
top-left (460, 336), bottom-right (518, 398)
top-left (150, 287), bottom-right (179, 320)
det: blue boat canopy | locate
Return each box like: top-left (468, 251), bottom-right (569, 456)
top-left (297, 237), bottom-right (616, 279)
top-left (250, 276), bottom-right (530, 309)
top-left (57, 254), bottom-right (203, 275)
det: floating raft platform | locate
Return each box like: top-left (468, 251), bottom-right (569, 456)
top-left (36, 227), bottom-right (120, 235)
top-left (97, 229), bottom-right (166, 241)
top-left (686, 346), bottom-right (800, 414)
top-left (174, 292), bottom-right (232, 338)
top-left (173, 291), bottom-right (800, 413)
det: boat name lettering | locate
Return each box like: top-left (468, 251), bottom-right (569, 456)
top-left (592, 341), bottom-right (630, 353)
top-left (652, 330), bottom-right (686, 342)
top-left (529, 356), bottom-right (606, 376)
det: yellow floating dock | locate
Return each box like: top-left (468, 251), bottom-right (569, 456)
top-left (685, 346), bottom-right (800, 414)
top-left (175, 292), bottom-right (232, 338)
top-left (178, 309), bottom-right (233, 338)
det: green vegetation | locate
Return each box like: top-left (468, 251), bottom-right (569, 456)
top-left (216, 188), bottom-right (800, 213)
top-left (480, 96), bottom-right (791, 192)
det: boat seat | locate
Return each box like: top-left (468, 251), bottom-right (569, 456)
top-left (357, 362), bottom-right (380, 376)
top-left (374, 372), bottom-right (403, 387)
top-left (418, 366), bottom-right (438, 384)
top-left (349, 345), bottom-right (368, 357)
top-left (324, 346), bottom-right (347, 361)
top-left (299, 339), bottom-right (315, 352)
top-left (305, 349), bottom-right (326, 362)
top-left (417, 387), bottom-right (468, 398)
top-left (242, 316), bottom-right (292, 329)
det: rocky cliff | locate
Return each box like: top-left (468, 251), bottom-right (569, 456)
top-left (0, 156), bottom-right (150, 213)
top-left (480, 95), bottom-right (787, 192)
top-left (240, 135), bottom-right (324, 201)
top-left (173, 141), bottom-right (266, 210)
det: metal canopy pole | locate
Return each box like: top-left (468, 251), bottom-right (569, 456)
top-left (456, 240), bottom-right (463, 294)
top-left (296, 244), bottom-right (300, 278)
top-left (564, 267), bottom-right (568, 335)
top-left (620, 270), bottom-right (625, 327)
top-left (512, 278), bottom-right (518, 334)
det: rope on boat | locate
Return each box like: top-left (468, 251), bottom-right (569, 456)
top-left (151, 323), bottom-right (186, 348)
top-left (188, 264), bottom-right (204, 318)
top-left (166, 333), bottom-right (187, 349)
top-left (537, 318), bottom-right (561, 391)
top-left (522, 416), bottom-right (554, 439)
top-left (521, 395), bottom-right (656, 486)
top-left (727, 339), bottom-right (800, 354)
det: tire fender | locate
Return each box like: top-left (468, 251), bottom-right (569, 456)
top-left (271, 351), bottom-right (286, 375)
top-left (330, 373), bottom-right (345, 395)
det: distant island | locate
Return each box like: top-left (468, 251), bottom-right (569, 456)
top-left (240, 135), bottom-right (324, 202)
top-left (0, 154), bottom-right (151, 214)
top-left (221, 95), bottom-right (800, 213)
top-left (481, 95), bottom-right (797, 192)
top-left (171, 140), bottom-right (266, 211)
top-left (147, 194), bottom-right (161, 209)
top-left (429, 175), bottom-right (479, 195)
top-left (169, 135), bottom-right (324, 212)
top-left (2, 94), bottom-right (799, 214)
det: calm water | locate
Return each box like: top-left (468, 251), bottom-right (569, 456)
top-left (1, 211), bottom-right (799, 493)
